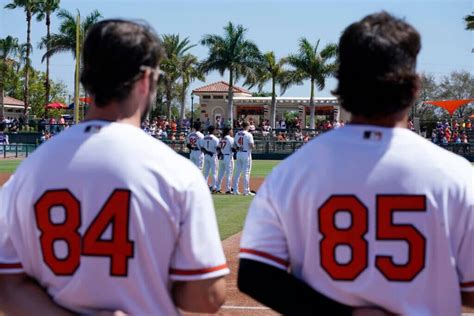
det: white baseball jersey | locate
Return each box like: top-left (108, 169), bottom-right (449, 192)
top-left (0, 120), bottom-right (229, 315)
top-left (220, 135), bottom-right (234, 155)
top-left (240, 124), bottom-right (473, 316)
top-left (187, 131), bottom-right (204, 150)
top-left (201, 134), bottom-right (219, 154)
top-left (234, 131), bottom-right (254, 152)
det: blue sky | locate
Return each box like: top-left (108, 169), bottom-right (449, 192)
top-left (1, 0), bottom-right (473, 103)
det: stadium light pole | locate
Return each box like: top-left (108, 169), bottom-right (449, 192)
top-left (191, 93), bottom-right (194, 126)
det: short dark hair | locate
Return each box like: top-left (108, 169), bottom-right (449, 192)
top-left (81, 19), bottom-right (165, 107)
top-left (208, 125), bottom-right (215, 133)
top-left (333, 12), bottom-right (421, 118)
top-left (222, 127), bottom-right (231, 136)
top-left (193, 121), bottom-right (201, 131)
top-left (241, 121), bottom-right (249, 129)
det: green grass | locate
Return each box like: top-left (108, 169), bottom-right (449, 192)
top-left (250, 160), bottom-right (280, 178)
top-left (214, 195), bottom-right (254, 240)
top-left (0, 160), bottom-right (22, 173)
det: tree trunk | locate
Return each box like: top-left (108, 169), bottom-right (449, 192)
top-left (166, 82), bottom-right (172, 119)
top-left (309, 78), bottom-right (315, 129)
top-left (271, 77), bottom-right (277, 128)
top-left (227, 70), bottom-right (234, 126)
top-left (0, 64), bottom-right (4, 119)
top-left (24, 10), bottom-right (31, 117)
top-left (45, 12), bottom-right (51, 103)
top-left (179, 81), bottom-right (186, 128)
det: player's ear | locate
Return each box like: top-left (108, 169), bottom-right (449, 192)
top-left (137, 69), bottom-right (152, 95)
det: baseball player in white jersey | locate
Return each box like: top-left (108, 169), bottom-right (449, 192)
top-left (232, 122), bottom-right (255, 196)
top-left (186, 121), bottom-right (204, 170)
top-left (0, 20), bottom-right (228, 315)
top-left (216, 127), bottom-right (234, 194)
top-left (238, 12), bottom-right (474, 315)
top-left (201, 125), bottom-right (220, 192)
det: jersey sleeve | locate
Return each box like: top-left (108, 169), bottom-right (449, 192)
top-left (239, 175), bottom-right (289, 271)
top-left (248, 133), bottom-right (254, 145)
top-left (0, 178), bottom-right (24, 274)
top-left (456, 167), bottom-right (474, 292)
top-left (170, 172), bottom-right (229, 281)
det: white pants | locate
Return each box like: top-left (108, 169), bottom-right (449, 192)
top-left (190, 150), bottom-right (203, 170)
top-left (233, 152), bottom-right (252, 194)
top-left (203, 154), bottom-right (217, 189)
top-left (217, 155), bottom-right (234, 192)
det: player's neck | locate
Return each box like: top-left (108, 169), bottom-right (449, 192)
top-left (85, 102), bottom-right (142, 128)
top-left (350, 110), bottom-right (410, 128)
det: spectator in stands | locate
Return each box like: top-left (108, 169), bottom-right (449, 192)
top-left (294, 128), bottom-right (303, 141)
top-left (280, 119), bottom-right (286, 131)
top-left (249, 120), bottom-right (256, 133)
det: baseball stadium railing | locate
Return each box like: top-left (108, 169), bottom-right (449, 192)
top-left (0, 144), bottom-right (39, 159)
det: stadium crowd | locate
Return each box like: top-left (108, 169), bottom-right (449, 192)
top-left (430, 120), bottom-right (471, 145)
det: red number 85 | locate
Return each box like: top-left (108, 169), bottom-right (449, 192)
top-left (318, 195), bottom-right (426, 282)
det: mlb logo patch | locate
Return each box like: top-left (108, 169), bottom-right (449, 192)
top-left (363, 130), bottom-right (383, 141)
top-left (84, 125), bottom-right (103, 134)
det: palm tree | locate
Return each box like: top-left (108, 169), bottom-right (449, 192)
top-left (465, 13), bottom-right (474, 30)
top-left (285, 38), bottom-right (338, 129)
top-left (201, 22), bottom-right (262, 125)
top-left (160, 34), bottom-right (195, 119)
top-left (245, 51), bottom-right (289, 128)
top-left (16, 43), bottom-right (33, 73)
top-left (40, 9), bottom-right (102, 61)
top-left (36, 0), bottom-right (61, 103)
top-left (39, 9), bottom-right (101, 108)
top-left (4, 0), bottom-right (39, 115)
top-left (178, 54), bottom-right (204, 126)
top-left (0, 36), bottom-right (20, 118)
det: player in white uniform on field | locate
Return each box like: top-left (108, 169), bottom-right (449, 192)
top-left (232, 122), bottom-right (255, 196)
top-left (0, 20), bottom-right (228, 315)
top-left (186, 121), bottom-right (204, 170)
top-left (201, 125), bottom-right (220, 192)
top-left (238, 12), bottom-right (474, 316)
top-left (216, 127), bottom-right (234, 194)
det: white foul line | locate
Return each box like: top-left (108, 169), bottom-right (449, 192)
top-left (221, 305), bottom-right (270, 310)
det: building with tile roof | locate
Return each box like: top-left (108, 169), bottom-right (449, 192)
top-left (191, 81), bottom-right (350, 127)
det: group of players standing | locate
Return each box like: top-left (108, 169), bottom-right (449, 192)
top-left (186, 121), bottom-right (255, 196)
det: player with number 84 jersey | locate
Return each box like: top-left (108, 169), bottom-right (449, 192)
top-left (0, 121), bottom-right (229, 315)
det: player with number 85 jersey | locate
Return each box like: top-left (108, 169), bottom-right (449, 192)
top-left (238, 12), bottom-right (473, 316)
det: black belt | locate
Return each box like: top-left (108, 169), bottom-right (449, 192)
top-left (224, 154), bottom-right (230, 155)
top-left (239, 150), bottom-right (247, 152)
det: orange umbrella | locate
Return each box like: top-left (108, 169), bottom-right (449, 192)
top-left (424, 99), bottom-right (474, 116)
top-left (45, 102), bottom-right (68, 109)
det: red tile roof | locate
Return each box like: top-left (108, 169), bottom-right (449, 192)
top-left (192, 81), bottom-right (251, 94)
top-left (4, 96), bottom-right (24, 106)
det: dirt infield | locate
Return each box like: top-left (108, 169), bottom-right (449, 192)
top-left (0, 173), bottom-right (11, 186)
top-left (218, 233), bottom-right (277, 315)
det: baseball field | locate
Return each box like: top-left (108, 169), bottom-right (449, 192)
top-left (1, 159), bottom-right (473, 315)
